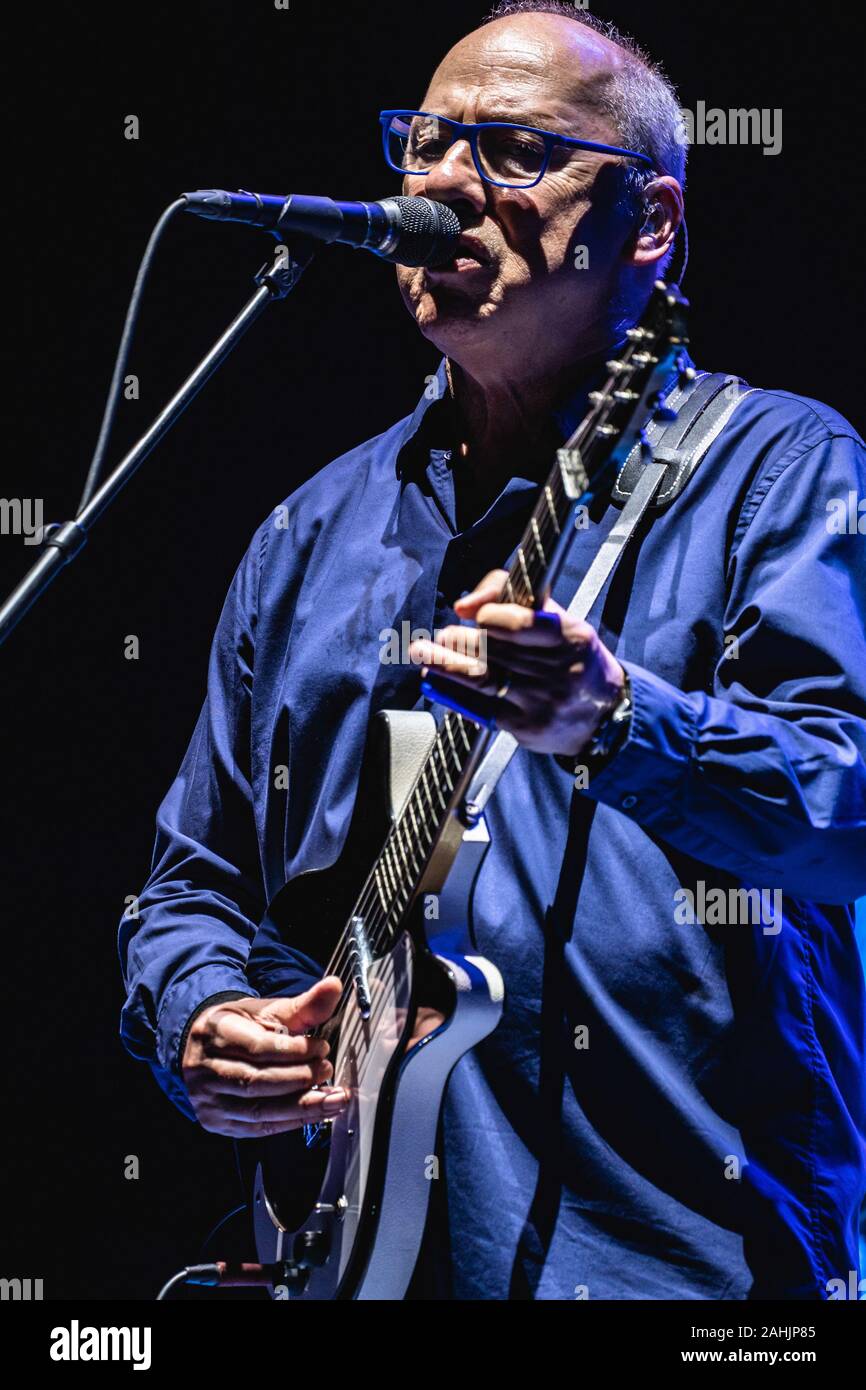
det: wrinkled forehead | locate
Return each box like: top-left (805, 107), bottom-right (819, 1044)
top-left (422, 15), bottom-right (624, 136)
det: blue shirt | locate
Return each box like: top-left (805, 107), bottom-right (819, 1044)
top-left (119, 358), bottom-right (866, 1300)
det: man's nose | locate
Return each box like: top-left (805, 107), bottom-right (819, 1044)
top-left (410, 140), bottom-right (487, 218)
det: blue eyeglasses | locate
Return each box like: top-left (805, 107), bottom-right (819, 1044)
top-left (380, 109), bottom-right (654, 190)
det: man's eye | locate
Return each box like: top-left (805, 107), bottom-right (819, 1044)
top-left (410, 137), bottom-right (450, 160)
top-left (489, 135), bottom-right (546, 170)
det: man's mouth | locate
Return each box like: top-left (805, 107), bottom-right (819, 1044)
top-left (428, 235), bottom-right (495, 276)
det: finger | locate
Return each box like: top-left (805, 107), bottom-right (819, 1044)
top-left (195, 1028), bottom-right (332, 1067)
top-left (192, 1056), bottom-right (335, 1096)
top-left (205, 1086), bottom-right (350, 1124)
top-left (471, 605), bottom-right (567, 643)
top-left (453, 570), bottom-right (510, 619)
top-left (410, 626), bottom-right (487, 667)
top-left (198, 1086), bottom-right (350, 1137)
top-left (258, 977), bottom-right (345, 1034)
top-left (414, 639), bottom-right (488, 681)
top-left (204, 1012), bottom-right (332, 1064)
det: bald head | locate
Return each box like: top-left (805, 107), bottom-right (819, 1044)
top-left (425, 13), bottom-right (631, 157)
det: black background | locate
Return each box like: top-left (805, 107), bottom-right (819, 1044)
top-left (2, 0), bottom-right (863, 1301)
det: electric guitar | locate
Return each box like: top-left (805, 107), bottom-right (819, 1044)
top-left (241, 280), bottom-right (691, 1299)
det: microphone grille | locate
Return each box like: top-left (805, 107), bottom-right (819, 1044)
top-left (379, 196), bottom-right (462, 268)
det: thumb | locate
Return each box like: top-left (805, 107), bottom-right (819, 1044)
top-left (263, 976), bottom-right (344, 1033)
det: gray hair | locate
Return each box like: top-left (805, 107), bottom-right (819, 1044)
top-left (481, 1), bottom-right (689, 210)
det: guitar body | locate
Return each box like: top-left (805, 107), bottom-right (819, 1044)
top-left (242, 710), bottom-right (504, 1300)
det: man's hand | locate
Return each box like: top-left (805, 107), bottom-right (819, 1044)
top-left (409, 569), bottom-right (625, 758)
top-left (181, 979), bottom-right (349, 1138)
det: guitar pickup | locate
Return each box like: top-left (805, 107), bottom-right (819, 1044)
top-left (349, 916), bottom-right (373, 1019)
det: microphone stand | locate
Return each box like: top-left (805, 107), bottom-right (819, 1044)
top-left (0, 239), bottom-right (316, 649)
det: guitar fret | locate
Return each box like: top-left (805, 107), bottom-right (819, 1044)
top-left (434, 739), bottom-right (455, 794)
top-left (406, 796), bottom-right (426, 848)
top-left (387, 875), bottom-right (408, 918)
top-left (444, 717), bottom-right (461, 767)
top-left (380, 844), bottom-right (398, 900)
top-left (389, 842), bottom-right (409, 901)
top-left (398, 820), bottom-right (425, 877)
top-left (530, 516), bottom-right (547, 568)
top-left (431, 749), bottom-right (450, 809)
top-left (374, 863), bottom-right (390, 914)
top-left (544, 486), bottom-right (561, 534)
top-left (517, 548), bottom-right (535, 604)
top-left (394, 819), bottom-right (414, 869)
top-left (419, 766), bottom-right (439, 820)
top-left (391, 824), bottom-right (411, 876)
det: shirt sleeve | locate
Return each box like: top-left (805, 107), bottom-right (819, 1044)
top-left (583, 431), bottom-right (866, 905)
top-left (118, 525), bottom-right (268, 1119)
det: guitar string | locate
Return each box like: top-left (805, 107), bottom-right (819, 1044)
top-left (304, 486), bottom-right (558, 1009)
top-left (305, 465), bottom-right (582, 1069)
top-left (308, 392), bottom-right (619, 1063)
top-left (301, 376), bottom-right (635, 1068)
top-left (308, 424), bottom-right (592, 1003)
top-left (293, 327), bottom-right (664, 1070)
top-left (304, 500), bottom-right (561, 1061)
top-left (295, 322), bottom-right (683, 1106)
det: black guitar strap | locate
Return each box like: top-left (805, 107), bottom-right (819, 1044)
top-left (612, 370), bottom-right (757, 512)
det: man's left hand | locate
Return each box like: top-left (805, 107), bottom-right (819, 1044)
top-left (409, 568), bottom-right (625, 758)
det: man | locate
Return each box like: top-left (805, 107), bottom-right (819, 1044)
top-left (119, 3), bottom-right (866, 1299)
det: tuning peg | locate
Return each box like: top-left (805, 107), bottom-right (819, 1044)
top-left (678, 365), bottom-right (697, 385)
top-left (613, 390), bottom-right (639, 404)
top-left (605, 359), bottom-right (628, 375)
top-left (589, 391), bottom-right (611, 407)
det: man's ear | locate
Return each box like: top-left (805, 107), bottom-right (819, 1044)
top-left (633, 176), bottom-right (683, 266)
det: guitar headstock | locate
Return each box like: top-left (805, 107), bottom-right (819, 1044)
top-left (559, 280), bottom-right (692, 498)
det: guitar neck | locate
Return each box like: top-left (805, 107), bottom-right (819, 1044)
top-left (330, 282), bottom-right (690, 974)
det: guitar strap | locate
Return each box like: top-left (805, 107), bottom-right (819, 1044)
top-left (461, 371), bottom-right (758, 819)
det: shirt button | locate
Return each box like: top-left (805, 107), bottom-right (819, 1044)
top-left (621, 794), bottom-right (639, 810)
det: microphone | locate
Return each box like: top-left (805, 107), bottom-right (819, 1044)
top-left (182, 189), bottom-right (462, 268)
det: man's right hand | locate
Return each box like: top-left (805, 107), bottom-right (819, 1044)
top-left (181, 978), bottom-right (348, 1138)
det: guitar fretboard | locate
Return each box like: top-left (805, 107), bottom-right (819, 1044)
top-left (328, 287), bottom-right (688, 983)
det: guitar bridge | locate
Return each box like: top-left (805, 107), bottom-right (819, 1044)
top-left (349, 916), bottom-right (373, 1019)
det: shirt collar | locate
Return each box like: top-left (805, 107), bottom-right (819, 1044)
top-left (394, 349), bottom-right (623, 486)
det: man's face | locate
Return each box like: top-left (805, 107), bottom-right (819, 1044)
top-left (395, 15), bottom-right (641, 374)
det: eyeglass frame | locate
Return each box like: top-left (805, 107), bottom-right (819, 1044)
top-left (380, 109), bottom-right (655, 190)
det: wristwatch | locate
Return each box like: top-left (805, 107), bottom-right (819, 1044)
top-left (556, 670), bottom-right (633, 779)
